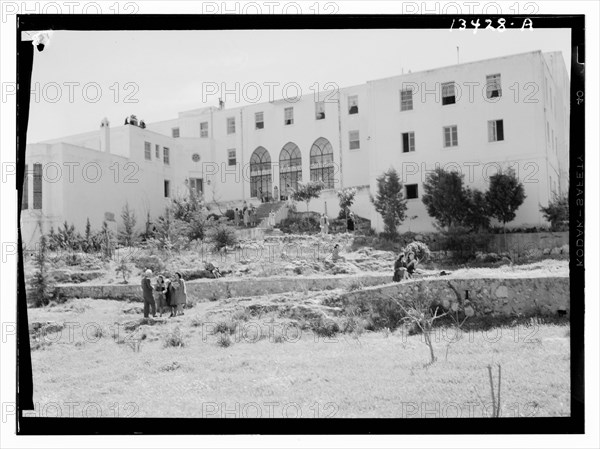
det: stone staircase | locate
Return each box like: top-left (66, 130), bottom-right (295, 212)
top-left (255, 201), bottom-right (286, 228)
top-left (235, 201), bottom-right (289, 240)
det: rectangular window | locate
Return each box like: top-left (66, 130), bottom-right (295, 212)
top-left (405, 184), bottom-right (418, 200)
top-left (200, 121), bottom-right (209, 138)
top-left (144, 141), bottom-right (151, 160)
top-left (486, 74), bottom-right (502, 98)
top-left (155, 144), bottom-right (160, 159)
top-left (164, 180), bottom-right (170, 198)
top-left (442, 82), bottom-right (456, 105)
top-left (33, 163), bottom-right (42, 209)
top-left (172, 127), bottom-right (180, 138)
top-left (443, 125), bottom-right (458, 147)
top-left (488, 120), bottom-right (504, 142)
top-left (400, 89), bottom-right (413, 111)
top-left (349, 130), bottom-right (360, 150)
top-left (348, 95), bottom-right (359, 114)
top-left (228, 149), bottom-right (236, 166)
top-left (163, 147), bottom-right (170, 165)
top-left (255, 112), bottom-right (264, 129)
top-left (284, 107), bottom-right (294, 125)
top-left (227, 117), bottom-right (236, 134)
top-left (189, 178), bottom-right (203, 195)
top-left (23, 164), bottom-right (28, 209)
top-left (402, 132), bottom-right (415, 153)
top-left (315, 101), bottom-right (326, 120)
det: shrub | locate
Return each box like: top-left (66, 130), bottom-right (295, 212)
top-left (404, 241), bottom-right (431, 262)
top-left (439, 226), bottom-right (493, 261)
top-left (216, 333), bottom-right (232, 348)
top-left (310, 317), bottom-right (340, 338)
top-left (540, 194), bottom-right (569, 231)
top-left (132, 254), bottom-right (166, 274)
top-left (209, 224), bottom-right (238, 250)
top-left (278, 215), bottom-right (320, 234)
top-left (163, 327), bottom-right (185, 348)
top-left (224, 209), bottom-right (235, 221)
top-left (212, 320), bottom-right (237, 335)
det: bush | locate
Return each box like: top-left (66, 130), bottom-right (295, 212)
top-left (132, 254), bottom-right (166, 274)
top-left (404, 241), bottom-right (431, 262)
top-left (310, 317), bottom-right (340, 337)
top-left (216, 333), bottom-right (232, 348)
top-left (278, 215), bottom-right (320, 234)
top-left (540, 194), bottom-right (569, 231)
top-left (224, 209), bottom-right (235, 221)
top-left (209, 224), bottom-right (238, 250)
top-left (439, 227), bottom-right (493, 260)
top-left (163, 327), bottom-right (185, 348)
top-left (212, 320), bottom-right (237, 335)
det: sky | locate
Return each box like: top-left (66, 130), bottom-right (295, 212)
top-left (26, 28), bottom-right (571, 143)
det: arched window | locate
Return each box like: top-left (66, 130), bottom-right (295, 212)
top-left (250, 147), bottom-right (272, 200)
top-left (309, 137), bottom-right (334, 189)
top-left (279, 142), bottom-right (302, 200)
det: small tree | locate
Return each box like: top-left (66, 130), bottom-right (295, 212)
top-left (540, 194), bottom-right (569, 231)
top-left (421, 168), bottom-right (469, 230)
top-left (486, 168), bottom-right (526, 234)
top-left (115, 259), bottom-right (132, 284)
top-left (118, 202), bottom-right (138, 247)
top-left (291, 181), bottom-right (324, 212)
top-left (370, 168), bottom-right (407, 237)
top-left (100, 220), bottom-right (114, 259)
top-left (336, 187), bottom-right (357, 221)
top-left (29, 232), bottom-right (55, 307)
top-left (464, 188), bottom-right (492, 232)
top-left (83, 217), bottom-right (93, 252)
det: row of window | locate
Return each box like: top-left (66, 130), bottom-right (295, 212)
top-left (22, 164), bottom-right (43, 210)
top-left (170, 95), bottom-right (361, 139)
top-left (144, 141), bottom-right (170, 164)
top-left (400, 73), bottom-right (502, 111)
top-left (401, 119), bottom-right (504, 152)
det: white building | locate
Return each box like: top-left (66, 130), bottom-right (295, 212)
top-left (21, 50), bottom-right (569, 245)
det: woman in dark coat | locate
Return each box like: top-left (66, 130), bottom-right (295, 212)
top-left (347, 212), bottom-right (355, 232)
top-left (393, 253), bottom-right (407, 282)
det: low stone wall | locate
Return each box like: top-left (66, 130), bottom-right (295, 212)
top-left (54, 273), bottom-right (392, 302)
top-left (335, 276), bottom-right (570, 318)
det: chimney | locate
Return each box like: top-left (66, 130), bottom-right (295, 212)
top-left (100, 117), bottom-right (110, 153)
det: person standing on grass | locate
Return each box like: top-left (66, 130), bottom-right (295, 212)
top-left (243, 207), bottom-right (250, 227)
top-left (141, 269), bottom-right (156, 318)
top-left (154, 275), bottom-right (168, 317)
top-left (234, 208), bottom-right (240, 226)
top-left (347, 211), bottom-right (355, 233)
top-left (251, 207), bottom-right (257, 227)
top-left (171, 272), bottom-right (188, 316)
top-left (320, 213), bottom-right (329, 235)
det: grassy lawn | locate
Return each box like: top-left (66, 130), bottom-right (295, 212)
top-left (28, 298), bottom-right (570, 418)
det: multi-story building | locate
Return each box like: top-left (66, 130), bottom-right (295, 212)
top-left (21, 50), bottom-right (569, 246)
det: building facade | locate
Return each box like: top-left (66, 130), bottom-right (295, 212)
top-left (21, 50), bottom-right (569, 246)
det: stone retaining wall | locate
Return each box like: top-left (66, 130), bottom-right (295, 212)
top-left (335, 276), bottom-right (570, 318)
top-left (54, 273), bottom-right (392, 302)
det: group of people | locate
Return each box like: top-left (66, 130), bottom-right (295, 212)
top-left (319, 211), bottom-right (356, 236)
top-left (233, 204), bottom-right (258, 228)
top-left (141, 269), bottom-right (188, 318)
top-left (393, 251), bottom-right (420, 282)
